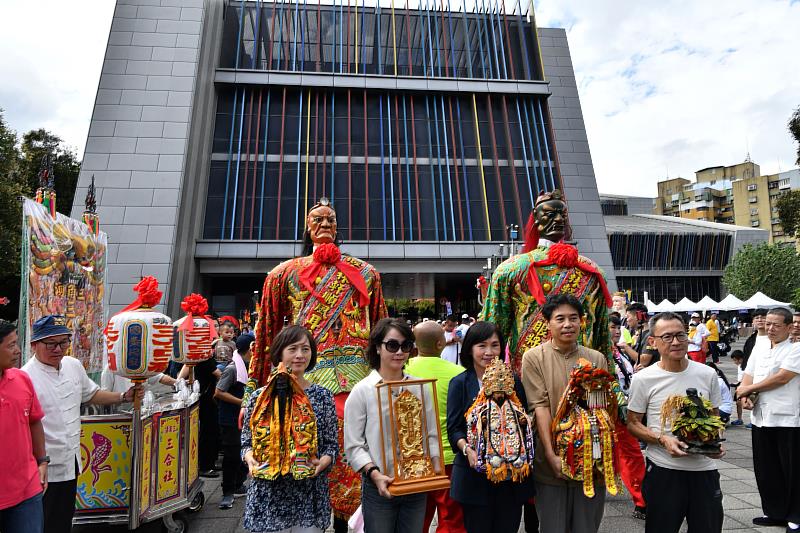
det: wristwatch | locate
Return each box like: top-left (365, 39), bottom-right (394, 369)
top-left (120, 391), bottom-right (126, 403)
top-left (365, 465), bottom-right (380, 478)
top-left (462, 445), bottom-right (471, 456)
top-left (37, 455), bottom-right (50, 465)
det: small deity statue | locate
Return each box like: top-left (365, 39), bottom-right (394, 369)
top-left (466, 358), bottom-right (534, 483)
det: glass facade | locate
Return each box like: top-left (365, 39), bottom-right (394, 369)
top-left (203, 0), bottom-right (561, 242)
top-left (219, 1), bottom-right (544, 80)
top-left (608, 233), bottom-right (732, 271)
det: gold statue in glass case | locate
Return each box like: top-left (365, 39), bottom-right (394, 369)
top-left (376, 378), bottom-right (450, 496)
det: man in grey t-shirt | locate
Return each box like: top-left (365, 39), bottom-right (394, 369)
top-left (627, 312), bottom-right (725, 533)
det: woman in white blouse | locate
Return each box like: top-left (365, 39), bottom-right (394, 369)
top-left (344, 317), bottom-right (436, 533)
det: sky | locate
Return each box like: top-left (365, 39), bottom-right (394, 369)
top-left (0, 0), bottom-right (798, 197)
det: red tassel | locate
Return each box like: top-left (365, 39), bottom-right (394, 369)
top-left (522, 212), bottom-right (539, 253)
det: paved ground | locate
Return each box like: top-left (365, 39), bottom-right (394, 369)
top-left (77, 344), bottom-right (779, 533)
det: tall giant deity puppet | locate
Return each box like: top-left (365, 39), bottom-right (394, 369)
top-left (247, 198), bottom-right (387, 525)
top-left (480, 190), bottom-right (615, 376)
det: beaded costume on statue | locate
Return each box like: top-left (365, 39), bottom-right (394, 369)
top-left (480, 242), bottom-right (612, 376)
top-left (249, 363), bottom-right (318, 480)
top-left (248, 240), bottom-right (387, 518)
top-left (552, 358), bottom-right (619, 497)
top-left (466, 359), bottom-right (534, 483)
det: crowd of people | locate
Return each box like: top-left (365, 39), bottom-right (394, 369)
top-left (3, 301), bottom-right (798, 533)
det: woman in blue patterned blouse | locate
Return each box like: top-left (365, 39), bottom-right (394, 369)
top-left (241, 326), bottom-right (338, 532)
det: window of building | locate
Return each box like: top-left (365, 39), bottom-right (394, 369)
top-left (768, 181), bottom-right (779, 189)
top-left (751, 220), bottom-right (760, 227)
top-left (748, 197), bottom-right (758, 203)
top-left (750, 208), bottom-right (758, 216)
top-left (747, 183), bottom-right (757, 191)
top-left (772, 218), bottom-right (781, 225)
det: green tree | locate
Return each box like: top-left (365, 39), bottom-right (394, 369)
top-left (0, 110), bottom-right (24, 318)
top-left (0, 112), bottom-right (81, 319)
top-left (790, 106), bottom-right (800, 166)
top-left (18, 129), bottom-right (81, 216)
top-left (776, 189), bottom-right (800, 239)
top-left (722, 242), bottom-right (800, 303)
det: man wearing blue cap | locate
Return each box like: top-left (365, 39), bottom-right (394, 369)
top-left (22, 315), bottom-right (141, 533)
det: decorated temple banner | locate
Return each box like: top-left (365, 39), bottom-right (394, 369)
top-left (154, 413), bottom-right (183, 504)
top-left (188, 405), bottom-right (200, 486)
top-left (75, 418), bottom-right (132, 513)
top-left (19, 199), bottom-right (107, 381)
top-left (140, 418), bottom-right (154, 513)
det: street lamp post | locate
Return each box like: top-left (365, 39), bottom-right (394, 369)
top-left (507, 224), bottom-right (519, 256)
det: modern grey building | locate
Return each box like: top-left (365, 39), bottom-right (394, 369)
top-left (604, 213), bottom-right (768, 302)
top-left (71, 0), bottom-right (614, 317)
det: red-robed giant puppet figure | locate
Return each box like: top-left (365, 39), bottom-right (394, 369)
top-left (480, 190), bottom-right (646, 516)
top-left (246, 198), bottom-right (387, 527)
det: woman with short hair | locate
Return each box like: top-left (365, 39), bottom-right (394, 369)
top-left (344, 317), bottom-right (440, 533)
top-left (241, 325), bottom-right (338, 533)
top-left (446, 321), bottom-right (535, 533)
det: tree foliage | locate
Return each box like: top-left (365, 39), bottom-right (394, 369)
top-left (0, 110), bottom-right (81, 314)
top-left (790, 106), bottom-right (800, 167)
top-left (19, 129), bottom-right (81, 215)
top-left (722, 242), bottom-right (800, 303)
top-left (775, 190), bottom-right (800, 238)
top-left (0, 111), bottom-right (25, 287)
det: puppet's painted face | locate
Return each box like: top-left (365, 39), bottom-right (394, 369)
top-left (307, 206), bottom-right (337, 245)
top-left (534, 199), bottom-right (567, 242)
top-left (491, 391), bottom-right (507, 405)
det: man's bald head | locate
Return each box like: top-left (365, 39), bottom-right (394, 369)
top-left (413, 321), bottom-right (446, 357)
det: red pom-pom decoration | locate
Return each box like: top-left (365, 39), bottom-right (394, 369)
top-left (547, 243), bottom-right (579, 268)
top-left (181, 293), bottom-right (209, 316)
top-left (313, 242), bottom-right (342, 265)
top-left (133, 276), bottom-right (163, 308)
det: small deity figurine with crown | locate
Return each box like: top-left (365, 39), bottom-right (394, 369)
top-left (465, 358), bottom-right (535, 483)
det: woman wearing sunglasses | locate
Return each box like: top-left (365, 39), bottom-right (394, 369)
top-left (446, 321), bottom-right (535, 533)
top-left (344, 317), bottom-right (435, 533)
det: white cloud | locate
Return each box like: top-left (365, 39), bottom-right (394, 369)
top-left (0, 1), bottom-right (114, 155)
top-left (534, 0), bottom-right (800, 196)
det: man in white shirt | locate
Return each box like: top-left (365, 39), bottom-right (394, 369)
top-left (627, 311), bottom-right (724, 533)
top-left (440, 315), bottom-right (461, 364)
top-left (737, 307), bottom-right (800, 532)
top-left (687, 313), bottom-right (710, 364)
top-left (791, 312), bottom-right (800, 343)
top-left (455, 313), bottom-right (471, 343)
top-left (22, 315), bottom-right (140, 533)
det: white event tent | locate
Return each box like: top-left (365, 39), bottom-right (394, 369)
top-left (650, 299), bottom-right (674, 312)
top-left (672, 298), bottom-right (698, 313)
top-left (743, 291), bottom-right (791, 309)
top-left (718, 294), bottom-right (750, 311)
top-left (694, 296), bottom-right (721, 312)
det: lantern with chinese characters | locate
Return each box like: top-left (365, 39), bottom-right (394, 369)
top-left (172, 293), bottom-right (217, 366)
top-left (106, 277), bottom-right (173, 409)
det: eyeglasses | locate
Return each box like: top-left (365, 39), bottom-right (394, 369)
top-left (381, 340), bottom-right (415, 353)
top-left (41, 339), bottom-right (70, 351)
top-left (651, 333), bottom-right (689, 343)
